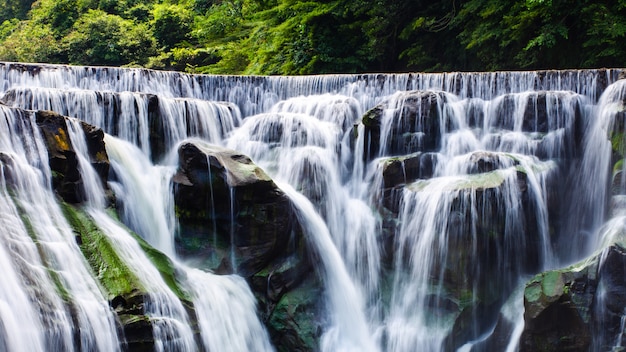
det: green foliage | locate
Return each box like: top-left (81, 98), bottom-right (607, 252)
top-left (151, 4), bottom-right (193, 50)
top-left (1, 0), bottom-right (625, 73)
top-left (0, 20), bottom-right (61, 63)
top-left (29, 0), bottom-right (84, 36)
top-left (456, 0), bottom-right (626, 70)
top-left (0, 0), bottom-right (34, 22)
top-left (62, 10), bottom-right (156, 66)
top-left (0, 18), bottom-right (18, 40)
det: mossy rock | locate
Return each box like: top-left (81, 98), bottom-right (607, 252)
top-left (61, 203), bottom-right (198, 350)
top-left (61, 203), bottom-right (144, 298)
top-left (518, 241), bottom-right (626, 351)
top-left (266, 277), bottom-right (323, 352)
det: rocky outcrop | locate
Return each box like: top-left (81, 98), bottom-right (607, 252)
top-left (379, 155), bottom-right (556, 350)
top-left (408, 170), bottom-right (540, 350)
top-left (61, 202), bottom-right (199, 352)
top-left (172, 141), bottom-right (321, 351)
top-left (607, 80), bottom-right (626, 196)
top-left (362, 91), bottom-right (448, 160)
top-left (2, 87), bottom-right (242, 162)
top-left (380, 152), bottom-right (437, 189)
top-left (34, 110), bottom-right (109, 203)
top-left (489, 92), bottom-right (582, 133)
top-left (520, 235), bottom-right (626, 351)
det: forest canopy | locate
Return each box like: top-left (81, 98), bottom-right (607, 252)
top-left (0, 0), bottom-right (624, 74)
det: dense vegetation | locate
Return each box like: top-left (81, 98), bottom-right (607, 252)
top-left (0, 0), bottom-right (624, 74)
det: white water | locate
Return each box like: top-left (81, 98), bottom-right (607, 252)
top-left (87, 210), bottom-right (197, 352)
top-left (102, 135), bottom-right (275, 351)
top-left (66, 125), bottom-right (274, 351)
top-left (227, 95), bottom-right (382, 313)
top-left (186, 268), bottom-right (274, 352)
top-left (1, 63), bottom-right (626, 351)
top-left (0, 106), bottom-right (120, 351)
top-left (105, 136), bottom-right (177, 256)
top-left (281, 183), bottom-right (377, 352)
top-left (2, 86), bottom-right (242, 159)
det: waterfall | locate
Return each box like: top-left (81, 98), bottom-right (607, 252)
top-left (1, 62), bottom-right (626, 351)
top-left (0, 105), bottom-right (120, 351)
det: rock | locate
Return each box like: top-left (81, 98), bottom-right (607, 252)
top-left (35, 110), bottom-right (110, 204)
top-left (265, 278), bottom-right (323, 352)
top-left (62, 202), bottom-right (200, 351)
top-left (519, 237), bottom-right (626, 351)
top-left (467, 151), bottom-right (520, 174)
top-left (362, 91), bottom-right (448, 160)
top-left (468, 311), bottom-right (517, 352)
top-left (173, 142), bottom-right (305, 276)
top-left (520, 262), bottom-right (595, 351)
top-left (490, 91), bottom-right (583, 135)
top-left (172, 141), bottom-right (319, 350)
top-left (444, 300), bottom-right (503, 351)
top-left (380, 152), bottom-right (437, 189)
top-left (0, 152), bottom-right (19, 186)
top-left (397, 167), bottom-right (547, 349)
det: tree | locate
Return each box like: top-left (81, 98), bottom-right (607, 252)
top-left (0, 0), bottom-right (35, 22)
top-left (0, 20), bottom-right (60, 63)
top-left (62, 10), bottom-right (156, 66)
top-left (151, 4), bottom-right (193, 50)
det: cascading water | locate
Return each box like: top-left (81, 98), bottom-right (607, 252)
top-left (0, 105), bottom-right (120, 352)
top-left (75, 118), bottom-right (275, 351)
top-left (1, 61), bottom-right (626, 351)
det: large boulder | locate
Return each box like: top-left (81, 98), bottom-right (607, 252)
top-left (394, 163), bottom-right (554, 350)
top-left (520, 234), bottom-right (626, 351)
top-left (172, 141), bottom-right (321, 350)
top-left (362, 91), bottom-right (449, 160)
top-left (35, 110), bottom-right (109, 204)
top-left (173, 141), bottom-right (305, 276)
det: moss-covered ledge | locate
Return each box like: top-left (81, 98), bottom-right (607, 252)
top-left (61, 203), bottom-right (198, 351)
top-left (520, 239), bottom-right (626, 351)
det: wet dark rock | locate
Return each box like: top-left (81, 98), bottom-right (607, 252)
top-left (467, 151), bottom-right (519, 174)
top-left (265, 278), bottom-right (324, 352)
top-left (35, 110), bottom-right (109, 204)
top-left (0, 152), bottom-right (19, 186)
top-left (489, 91), bottom-right (582, 134)
top-left (380, 152), bottom-right (437, 189)
top-left (112, 291), bottom-right (154, 352)
top-left (396, 168), bottom-right (545, 348)
top-left (520, 241), bottom-right (626, 352)
top-left (172, 141), bottom-right (320, 351)
top-left (173, 142), bottom-right (304, 276)
top-left (469, 311), bottom-right (517, 352)
top-left (362, 90), bottom-right (448, 160)
top-left (444, 300), bottom-right (503, 351)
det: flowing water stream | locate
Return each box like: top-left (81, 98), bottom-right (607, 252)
top-left (0, 62), bottom-right (624, 351)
